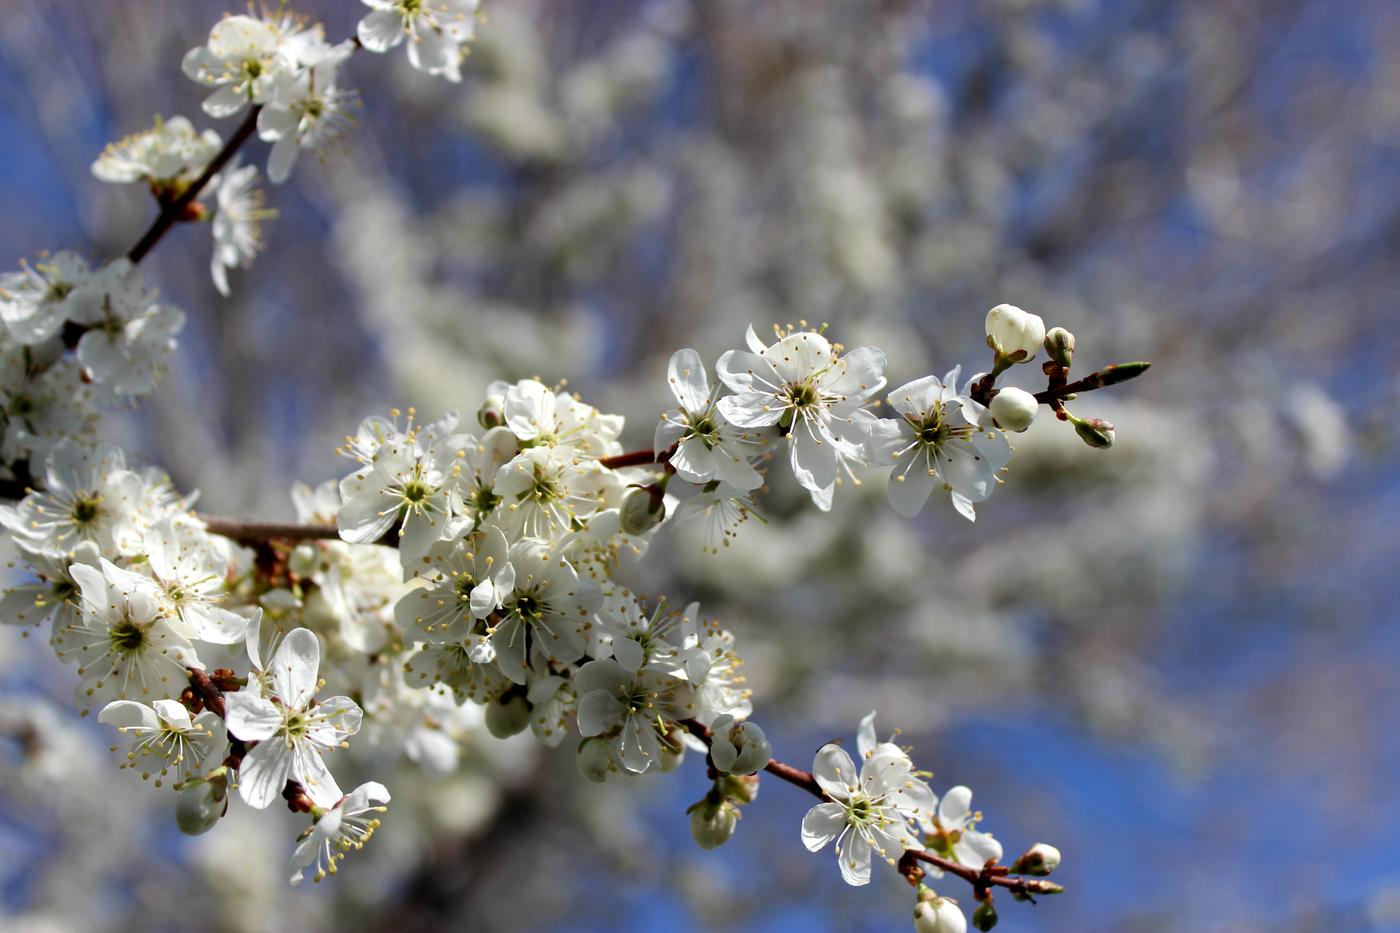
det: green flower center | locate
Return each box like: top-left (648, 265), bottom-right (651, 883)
top-left (110, 618), bottom-right (145, 653)
top-left (785, 381), bottom-right (819, 409)
top-left (513, 594), bottom-right (543, 623)
top-left (71, 495), bottom-right (102, 525)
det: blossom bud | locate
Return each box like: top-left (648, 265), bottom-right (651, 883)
top-left (484, 692), bottom-right (531, 739)
top-left (1073, 417), bottom-right (1115, 449)
top-left (988, 387), bottom-right (1037, 433)
top-left (576, 737), bottom-right (612, 783)
top-left (913, 896), bottom-right (967, 933)
top-left (709, 714), bottom-right (772, 776)
top-left (175, 770), bottom-right (227, 836)
top-left (688, 797), bottom-right (740, 850)
top-left (1044, 327), bottom-right (1075, 367)
top-left (1010, 843), bottom-right (1061, 876)
top-left (660, 743), bottom-right (685, 772)
top-left (619, 486), bottom-right (666, 535)
top-left (723, 773), bottom-right (761, 805)
top-left (984, 304), bottom-right (1045, 364)
top-left (478, 394), bottom-right (506, 429)
top-left (287, 543), bottom-right (319, 579)
top-left (972, 899), bottom-right (998, 931)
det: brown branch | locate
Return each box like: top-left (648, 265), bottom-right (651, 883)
top-left (1034, 361), bottom-right (1151, 404)
top-left (198, 514), bottom-right (342, 544)
top-left (598, 445), bottom-right (673, 470)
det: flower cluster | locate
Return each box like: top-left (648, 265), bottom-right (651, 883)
top-left (0, 4), bottom-right (1132, 927)
top-left (0, 257), bottom-right (181, 480)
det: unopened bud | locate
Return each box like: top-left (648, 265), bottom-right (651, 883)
top-left (1073, 417), bottom-right (1115, 449)
top-left (913, 887), bottom-right (967, 933)
top-left (484, 692), bottom-right (531, 738)
top-left (709, 714), bottom-right (772, 776)
top-left (985, 304), bottom-right (1045, 365)
top-left (723, 773), bottom-right (761, 805)
top-left (478, 394), bottom-right (506, 429)
top-left (972, 899), bottom-right (998, 931)
top-left (988, 387), bottom-right (1037, 433)
top-left (576, 736), bottom-right (612, 783)
top-left (1044, 327), bottom-right (1075, 367)
top-left (660, 743), bottom-right (685, 772)
top-left (619, 486), bottom-right (666, 535)
top-left (175, 770), bottom-right (227, 836)
top-left (1010, 843), bottom-right (1061, 876)
top-left (688, 797), bottom-right (740, 850)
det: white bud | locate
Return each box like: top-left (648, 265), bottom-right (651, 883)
top-left (478, 394), bottom-right (506, 429)
top-left (688, 797), bottom-right (739, 849)
top-left (709, 714), bottom-right (772, 776)
top-left (914, 895), bottom-right (967, 933)
top-left (619, 486), bottom-right (666, 535)
top-left (1012, 843), bottom-right (1061, 876)
top-left (988, 387), bottom-right (1037, 432)
top-left (175, 772), bottom-right (227, 836)
top-left (484, 692), bottom-right (531, 738)
top-left (287, 543), bottom-right (319, 579)
top-left (984, 304), bottom-right (1045, 364)
top-left (576, 737), bottom-right (612, 783)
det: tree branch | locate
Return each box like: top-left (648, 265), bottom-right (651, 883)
top-left (681, 719), bottom-right (1061, 901)
top-left (198, 514), bottom-right (342, 544)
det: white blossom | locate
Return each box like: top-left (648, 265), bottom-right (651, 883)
top-left (91, 116), bottom-right (221, 186)
top-left (98, 698), bottom-right (225, 785)
top-left (258, 37), bottom-right (357, 184)
top-left (182, 14), bottom-right (294, 118)
top-left (54, 559), bottom-right (200, 710)
top-left (224, 628), bottom-right (362, 809)
top-left (655, 348), bottom-right (766, 490)
top-left (918, 785), bottom-right (1003, 874)
top-left (717, 327), bottom-right (886, 510)
top-left (0, 252), bottom-right (92, 345)
top-left (209, 158), bottom-right (274, 297)
top-left (287, 781), bottom-right (390, 886)
top-left (0, 441), bottom-right (143, 556)
top-left (864, 369), bottom-right (1011, 521)
top-left (801, 714), bottom-right (935, 886)
top-left (357, 0), bottom-right (481, 83)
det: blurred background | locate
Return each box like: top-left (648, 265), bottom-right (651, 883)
top-left (2, 0), bottom-right (1398, 930)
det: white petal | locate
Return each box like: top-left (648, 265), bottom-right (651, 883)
top-left (856, 710), bottom-right (878, 761)
top-left (666, 349), bottom-right (710, 413)
top-left (293, 740), bottom-right (342, 808)
top-left (836, 829), bottom-right (873, 886)
top-left (938, 785), bottom-right (973, 828)
top-left (812, 743), bottom-right (858, 798)
top-left (269, 628), bottom-right (320, 708)
top-left (801, 801), bottom-right (846, 852)
top-left (98, 700), bottom-right (157, 731)
top-left (223, 692), bottom-right (281, 741)
top-left (237, 739), bottom-right (292, 809)
top-left (357, 10), bottom-right (406, 52)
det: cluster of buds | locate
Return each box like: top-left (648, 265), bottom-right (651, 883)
top-left (979, 304), bottom-right (1147, 449)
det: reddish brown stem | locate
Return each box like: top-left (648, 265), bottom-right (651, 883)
top-left (599, 446), bottom-right (673, 470)
top-left (186, 667), bottom-right (227, 719)
top-left (199, 515), bottom-right (341, 544)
